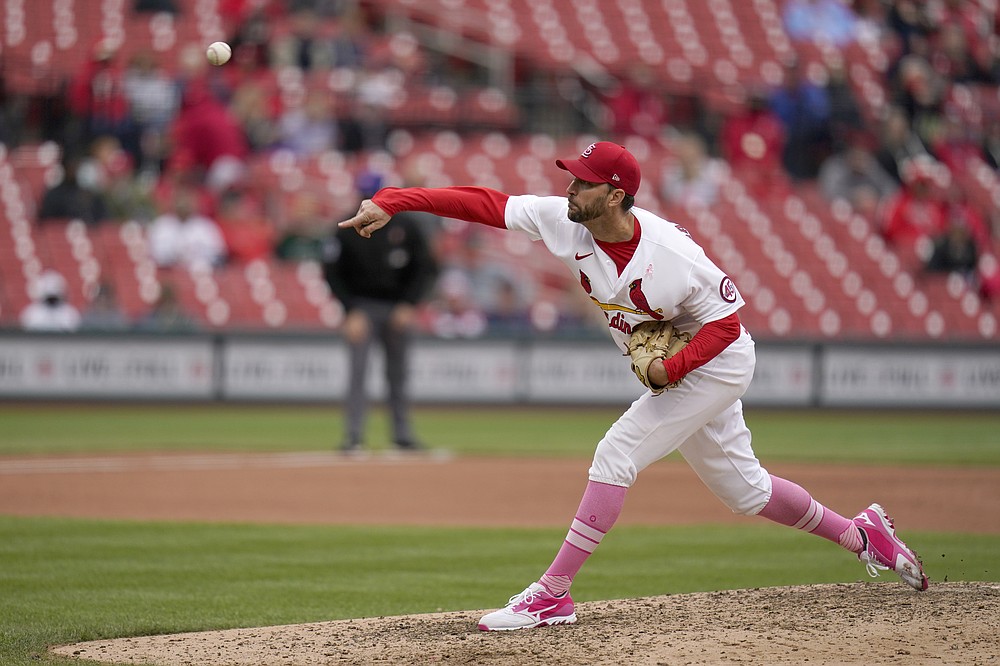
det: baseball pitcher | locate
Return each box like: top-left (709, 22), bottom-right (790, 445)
top-left (339, 141), bottom-right (928, 631)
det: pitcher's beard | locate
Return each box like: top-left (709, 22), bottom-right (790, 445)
top-left (568, 199), bottom-right (606, 223)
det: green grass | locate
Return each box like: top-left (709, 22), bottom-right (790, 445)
top-left (1, 405), bottom-right (998, 665)
top-left (744, 410), bottom-right (1000, 466)
top-left (1, 404), bottom-right (999, 466)
top-left (1, 516), bottom-right (997, 666)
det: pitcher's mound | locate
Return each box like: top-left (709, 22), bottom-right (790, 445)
top-left (53, 582), bottom-right (999, 665)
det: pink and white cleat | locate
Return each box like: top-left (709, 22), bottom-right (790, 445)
top-left (853, 503), bottom-right (929, 591)
top-left (478, 582), bottom-right (577, 631)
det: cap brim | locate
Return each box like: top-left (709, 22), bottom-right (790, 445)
top-left (556, 158), bottom-right (612, 187)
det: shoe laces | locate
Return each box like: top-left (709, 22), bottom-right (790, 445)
top-left (859, 551), bottom-right (889, 579)
top-left (507, 585), bottom-right (540, 608)
top-left (856, 526), bottom-right (888, 579)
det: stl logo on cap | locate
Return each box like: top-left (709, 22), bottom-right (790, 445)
top-left (582, 143), bottom-right (622, 182)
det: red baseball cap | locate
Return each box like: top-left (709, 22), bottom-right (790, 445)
top-left (556, 141), bottom-right (641, 196)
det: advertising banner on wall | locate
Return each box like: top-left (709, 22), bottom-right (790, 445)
top-left (822, 347), bottom-right (1000, 407)
top-left (524, 342), bottom-right (642, 404)
top-left (222, 339), bottom-right (347, 400)
top-left (222, 340), bottom-right (525, 403)
top-left (2, 335), bottom-right (997, 409)
top-left (0, 336), bottom-right (214, 398)
top-left (411, 342), bottom-right (523, 402)
top-left (743, 346), bottom-right (816, 406)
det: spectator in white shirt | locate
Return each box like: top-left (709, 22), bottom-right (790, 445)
top-left (660, 131), bottom-right (725, 210)
top-left (20, 270), bottom-right (82, 332)
top-left (148, 186), bottom-right (227, 270)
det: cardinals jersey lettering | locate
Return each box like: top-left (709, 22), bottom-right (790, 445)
top-left (503, 195), bottom-right (744, 352)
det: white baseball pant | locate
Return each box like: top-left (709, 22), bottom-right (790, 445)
top-left (588, 330), bottom-right (773, 516)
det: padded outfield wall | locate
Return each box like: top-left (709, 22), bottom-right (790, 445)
top-left (0, 333), bottom-right (998, 409)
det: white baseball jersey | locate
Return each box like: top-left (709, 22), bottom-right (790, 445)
top-left (505, 195), bottom-right (769, 509)
top-left (503, 195), bottom-right (745, 350)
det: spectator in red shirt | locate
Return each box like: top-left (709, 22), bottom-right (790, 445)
top-left (216, 187), bottom-right (276, 264)
top-left (601, 65), bottom-right (668, 139)
top-left (719, 91), bottom-right (787, 198)
top-left (167, 80), bottom-right (250, 192)
top-left (67, 40), bottom-right (139, 164)
top-left (880, 155), bottom-right (948, 251)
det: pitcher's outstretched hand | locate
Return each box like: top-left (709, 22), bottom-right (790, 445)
top-left (339, 200), bottom-right (391, 238)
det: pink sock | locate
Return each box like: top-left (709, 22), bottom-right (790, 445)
top-left (758, 475), bottom-right (863, 553)
top-left (539, 480), bottom-right (627, 596)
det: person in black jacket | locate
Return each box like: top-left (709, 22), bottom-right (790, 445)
top-left (323, 172), bottom-right (439, 452)
top-left (38, 153), bottom-right (110, 225)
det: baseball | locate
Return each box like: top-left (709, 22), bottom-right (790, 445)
top-left (206, 41), bottom-right (232, 66)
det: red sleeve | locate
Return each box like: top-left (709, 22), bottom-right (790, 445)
top-left (661, 312), bottom-right (742, 384)
top-left (371, 186), bottom-right (509, 229)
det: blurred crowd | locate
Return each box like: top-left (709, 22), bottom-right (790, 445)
top-left (650, 0), bottom-right (1000, 304)
top-left (7, 0), bottom-right (1000, 334)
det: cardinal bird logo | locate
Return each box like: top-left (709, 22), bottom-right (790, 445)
top-left (628, 278), bottom-right (664, 320)
top-left (580, 270), bottom-right (592, 294)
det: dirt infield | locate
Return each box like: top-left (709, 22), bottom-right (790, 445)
top-left (2, 451), bottom-right (999, 532)
top-left (0, 451), bottom-right (996, 665)
top-left (52, 582), bottom-right (1000, 665)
